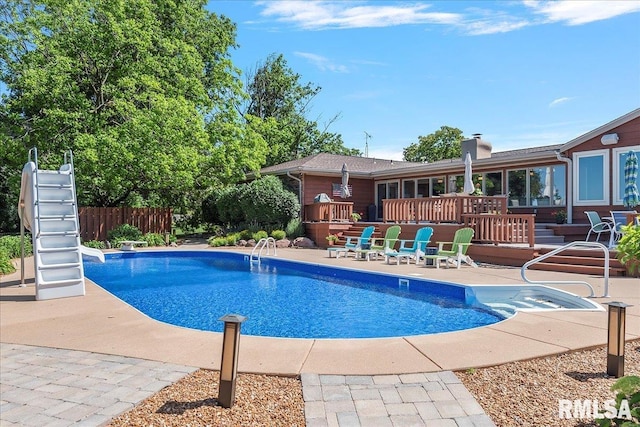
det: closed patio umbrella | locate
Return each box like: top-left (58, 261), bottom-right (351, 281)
top-left (463, 152), bottom-right (474, 194)
top-left (341, 163), bottom-right (351, 198)
top-left (623, 150), bottom-right (639, 208)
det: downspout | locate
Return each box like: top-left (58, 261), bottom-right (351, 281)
top-left (556, 150), bottom-right (573, 224)
top-left (287, 170), bottom-right (303, 220)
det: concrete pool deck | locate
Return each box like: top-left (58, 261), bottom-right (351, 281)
top-left (1, 245), bottom-right (638, 376)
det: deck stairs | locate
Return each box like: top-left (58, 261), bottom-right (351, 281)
top-left (528, 246), bottom-right (627, 276)
top-left (336, 223), bottom-right (380, 246)
top-left (534, 223), bottom-right (565, 245)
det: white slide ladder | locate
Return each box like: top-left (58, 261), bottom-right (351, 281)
top-left (250, 237), bottom-right (277, 263)
top-left (18, 147), bottom-right (104, 301)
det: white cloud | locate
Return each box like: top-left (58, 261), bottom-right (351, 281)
top-left (256, 1), bottom-right (461, 30)
top-left (253, 0), bottom-right (640, 35)
top-left (524, 0), bottom-right (640, 25)
top-left (294, 52), bottom-right (349, 73)
top-left (549, 97), bottom-right (573, 108)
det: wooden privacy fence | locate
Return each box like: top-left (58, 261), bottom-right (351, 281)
top-left (383, 196), bottom-right (508, 223)
top-left (463, 213), bottom-right (535, 247)
top-left (78, 207), bottom-right (172, 242)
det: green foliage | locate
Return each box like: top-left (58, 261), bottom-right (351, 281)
top-left (285, 218), bottom-right (305, 239)
top-left (245, 53), bottom-right (360, 166)
top-left (0, 248), bottom-right (16, 274)
top-left (204, 176), bottom-right (300, 228)
top-left (403, 126), bottom-right (464, 163)
top-left (271, 229), bottom-right (286, 240)
top-left (212, 186), bottom-right (246, 226)
top-left (0, 0), bottom-right (263, 214)
top-left (107, 224), bottom-right (143, 245)
top-left (239, 229), bottom-right (253, 240)
top-left (0, 235), bottom-right (32, 258)
top-left (596, 375), bottom-right (640, 426)
top-left (82, 240), bottom-right (106, 250)
top-left (252, 230), bottom-right (268, 241)
top-left (326, 234), bottom-right (339, 242)
top-left (143, 233), bottom-right (166, 247)
top-left (225, 234), bottom-right (238, 246)
top-left (208, 236), bottom-right (227, 247)
top-left (240, 176), bottom-right (300, 227)
top-left (616, 224), bottom-right (640, 276)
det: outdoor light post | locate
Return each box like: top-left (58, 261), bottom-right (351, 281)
top-left (218, 314), bottom-right (247, 408)
top-left (607, 302), bottom-right (630, 378)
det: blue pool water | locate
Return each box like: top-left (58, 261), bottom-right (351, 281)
top-left (83, 251), bottom-right (504, 339)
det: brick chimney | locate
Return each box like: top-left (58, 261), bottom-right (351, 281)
top-left (461, 134), bottom-right (492, 161)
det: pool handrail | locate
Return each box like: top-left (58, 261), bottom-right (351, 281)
top-left (520, 241), bottom-right (610, 298)
top-left (250, 237), bottom-right (277, 262)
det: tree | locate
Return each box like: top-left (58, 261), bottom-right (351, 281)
top-left (0, 0), bottom-right (265, 216)
top-left (403, 126), bottom-right (464, 163)
top-left (244, 53), bottom-right (360, 166)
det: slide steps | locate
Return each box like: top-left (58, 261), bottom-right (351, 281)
top-left (19, 148), bottom-right (104, 301)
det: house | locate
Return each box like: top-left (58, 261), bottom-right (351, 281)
top-left (262, 108), bottom-right (639, 231)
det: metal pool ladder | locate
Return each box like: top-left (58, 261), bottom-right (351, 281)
top-left (521, 241), bottom-right (610, 298)
top-left (250, 237), bottom-right (277, 263)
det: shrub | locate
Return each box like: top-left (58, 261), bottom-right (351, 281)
top-left (241, 176), bottom-right (300, 227)
top-left (107, 224), bottom-right (142, 245)
top-left (285, 218), bottom-right (305, 239)
top-left (616, 224), bottom-right (640, 276)
top-left (225, 234), bottom-right (238, 246)
top-left (0, 235), bottom-right (32, 258)
top-left (596, 375), bottom-right (640, 426)
top-left (215, 186), bottom-right (246, 226)
top-left (252, 230), bottom-right (268, 241)
top-left (271, 229), bottom-right (286, 240)
top-left (0, 248), bottom-right (15, 275)
top-left (208, 236), bottom-right (227, 247)
top-left (239, 229), bottom-right (253, 240)
top-left (143, 233), bottom-right (166, 247)
top-left (82, 240), bottom-right (106, 249)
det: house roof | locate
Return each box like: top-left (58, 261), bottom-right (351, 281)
top-left (259, 153), bottom-right (422, 176)
top-left (560, 107), bottom-right (640, 151)
top-left (258, 108), bottom-right (640, 178)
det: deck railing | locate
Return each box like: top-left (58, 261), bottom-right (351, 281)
top-left (305, 202), bottom-right (354, 222)
top-left (383, 196), bottom-right (508, 223)
top-left (462, 213), bottom-right (536, 247)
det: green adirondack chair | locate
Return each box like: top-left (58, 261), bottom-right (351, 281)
top-left (356, 225), bottom-right (401, 261)
top-left (424, 227), bottom-right (477, 269)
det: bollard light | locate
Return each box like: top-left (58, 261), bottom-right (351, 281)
top-left (607, 302), bottom-right (630, 378)
top-left (218, 313), bottom-right (247, 408)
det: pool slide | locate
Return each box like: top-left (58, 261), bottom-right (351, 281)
top-left (18, 155), bottom-right (104, 301)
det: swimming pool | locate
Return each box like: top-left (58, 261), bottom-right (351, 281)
top-left (83, 251), bottom-right (506, 339)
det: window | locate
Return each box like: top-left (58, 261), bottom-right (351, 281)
top-left (432, 176), bottom-right (445, 196)
top-left (474, 171), bottom-right (502, 196)
top-left (403, 180), bottom-right (415, 198)
top-left (529, 165), bottom-right (566, 206)
top-left (507, 169), bottom-right (527, 206)
top-left (574, 150), bottom-right (609, 206)
top-left (417, 179), bottom-right (430, 197)
top-left (613, 146), bottom-right (640, 205)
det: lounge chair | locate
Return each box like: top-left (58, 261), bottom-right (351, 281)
top-left (384, 227), bottom-right (433, 265)
top-left (584, 211), bottom-right (613, 243)
top-left (355, 225), bottom-right (401, 261)
top-left (609, 210), bottom-right (638, 247)
top-left (328, 226), bottom-right (375, 258)
top-left (423, 227), bottom-right (477, 269)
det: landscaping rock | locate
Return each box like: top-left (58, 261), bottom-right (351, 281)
top-left (292, 237), bottom-right (315, 248)
top-left (275, 239), bottom-right (291, 248)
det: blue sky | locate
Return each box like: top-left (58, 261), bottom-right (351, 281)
top-left (210, 0), bottom-right (640, 160)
